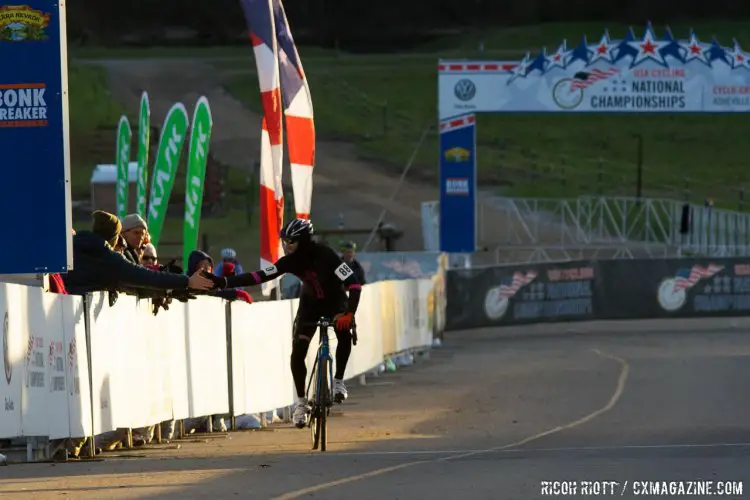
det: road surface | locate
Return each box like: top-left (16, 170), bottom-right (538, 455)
top-left (1, 318), bottom-right (749, 499)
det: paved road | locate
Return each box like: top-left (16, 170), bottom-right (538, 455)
top-left (2, 318), bottom-right (750, 499)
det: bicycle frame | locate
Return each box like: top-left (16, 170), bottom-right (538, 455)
top-left (305, 317), bottom-right (334, 411)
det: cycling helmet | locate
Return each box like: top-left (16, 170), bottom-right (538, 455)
top-left (281, 218), bottom-right (314, 243)
top-left (220, 248), bottom-right (236, 260)
top-left (340, 240), bottom-right (357, 251)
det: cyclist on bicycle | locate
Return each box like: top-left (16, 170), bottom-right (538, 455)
top-left (205, 218), bottom-right (362, 428)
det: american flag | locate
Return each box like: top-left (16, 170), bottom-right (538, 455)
top-left (569, 68), bottom-right (620, 91)
top-left (239, 0), bottom-right (315, 296)
top-left (498, 271), bottom-right (538, 298)
top-left (672, 264), bottom-right (724, 293)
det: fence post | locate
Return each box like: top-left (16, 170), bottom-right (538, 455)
top-left (597, 158), bottom-right (603, 196)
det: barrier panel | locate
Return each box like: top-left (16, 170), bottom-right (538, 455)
top-left (0, 276), bottom-right (443, 447)
top-left (0, 284), bottom-right (92, 441)
top-left (0, 279), bottom-right (443, 448)
top-left (446, 257), bottom-right (750, 330)
top-left (231, 300), bottom-right (295, 416)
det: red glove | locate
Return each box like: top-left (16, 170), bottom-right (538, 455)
top-left (235, 290), bottom-right (253, 304)
top-left (335, 312), bottom-right (354, 331)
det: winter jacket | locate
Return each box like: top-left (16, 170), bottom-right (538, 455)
top-left (62, 230), bottom-right (191, 295)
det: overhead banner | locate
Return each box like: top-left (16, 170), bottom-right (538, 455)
top-left (0, 1), bottom-right (72, 274)
top-left (438, 24), bottom-right (750, 116)
top-left (438, 113), bottom-right (476, 253)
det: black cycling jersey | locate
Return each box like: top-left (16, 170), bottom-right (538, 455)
top-left (346, 258), bottom-right (366, 286)
top-left (225, 242), bottom-right (362, 313)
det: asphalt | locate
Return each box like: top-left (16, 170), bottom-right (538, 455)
top-left (1, 318), bottom-right (750, 499)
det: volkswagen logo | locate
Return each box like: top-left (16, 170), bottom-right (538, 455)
top-left (3, 311), bottom-right (10, 385)
top-left (454, 79), bottom-right (476, 101)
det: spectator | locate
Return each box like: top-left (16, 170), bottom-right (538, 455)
top-left (62, 210), bottom-right (213, 295)
top-left (120, 214), bottom-right (149, 264)
top-left (340, 240), bottom-right (366, 285)
top-left (214, 247), bottom-right (244, 277)
top-left (187, 250), bottom-right (253, 304)
top-left (141, 243), bottom-right (158, 268)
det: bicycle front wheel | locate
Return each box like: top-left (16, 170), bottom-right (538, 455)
top-left (310, 356), bottom-right (329, 452)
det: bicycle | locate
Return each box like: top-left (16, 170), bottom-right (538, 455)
top-left (303, 316), bottom-right (357, 452)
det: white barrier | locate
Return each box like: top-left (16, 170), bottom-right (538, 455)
top-left (0, 277), bottom-right (444, 447)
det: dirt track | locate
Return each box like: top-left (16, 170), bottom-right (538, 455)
top-left (2, 318), bottom-right (750, 499)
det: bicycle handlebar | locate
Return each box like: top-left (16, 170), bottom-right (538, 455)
top-left (298, 317), bottom-right (358, 345)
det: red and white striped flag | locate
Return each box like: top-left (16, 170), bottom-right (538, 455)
top-left (240, 0), bottom-right (315, 296)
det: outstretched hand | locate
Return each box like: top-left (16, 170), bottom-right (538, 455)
top-left (187, 271), bottom-right (213, 291)
top-left (201, 270), bottom-right (228, 290)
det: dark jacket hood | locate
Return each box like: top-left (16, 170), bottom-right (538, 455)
top-left (187, 250), bottom-right (213, 276)
top-left (73, 230), bottom-right (111, 254)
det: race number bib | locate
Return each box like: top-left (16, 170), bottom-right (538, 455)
top-left (264, 264), bottom-right (278, 276)
top-left (334, 263), bottom-right (353, 281)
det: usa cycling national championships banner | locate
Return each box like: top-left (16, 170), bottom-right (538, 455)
top-left (0, 1), bottom-right (72, 274)
top-left (438, 24), bottom-right (750, 116)
top-left (439, 113), bottom-right (477, 253)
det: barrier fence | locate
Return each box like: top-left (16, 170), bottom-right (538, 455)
top-left (446, 257), bottom-right (750, 330)
top-left (0, 275), bottom-right (446, 452)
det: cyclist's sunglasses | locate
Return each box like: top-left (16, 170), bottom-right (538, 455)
top-left (282, 237), bottom-right (299, 245)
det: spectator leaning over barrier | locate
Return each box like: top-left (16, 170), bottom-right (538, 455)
top-left (61, 210), bottom-right (213, 295)
top-left (120, 214), bottom-right (149, 264)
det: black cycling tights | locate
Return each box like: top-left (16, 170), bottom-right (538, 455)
top-left (290, 329), bottom-right (353, 398)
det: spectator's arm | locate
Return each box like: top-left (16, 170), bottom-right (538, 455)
top-left (106, 251), bottom-right (191, 290)
top-left (210, 289), bottom-right (238, 301)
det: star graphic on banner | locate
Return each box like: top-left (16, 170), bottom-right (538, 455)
top-left (706, 37), bottom-right (730, 66)
top-left (727, 39), bottom-right (750, 70)
top-left (507, 52), bottom-right (532, 84)
top-left (568, 35), bottom-right (593, 66)
top-left (588, 29), bottom-right (617, 65)
top-left (682, 30), bottom-right (711, 66)
top-left (613, 27), bottom-right (639, 63)
top-left (546, 40), bottom-right (570, 71)
top-left (527, 48), bottom-right (548, 75)
top-left (659, 26), bottom-right (686, 64)
top-left (627, 24), bottom-right (670, 68)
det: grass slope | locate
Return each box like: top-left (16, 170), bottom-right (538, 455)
top-left (68, 62), bottom-right (259, 263)
top-left (220, 21), bottom-right (750, 208)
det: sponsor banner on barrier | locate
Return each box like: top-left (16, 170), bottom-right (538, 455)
top-left (447, 262), bottom-right (599, 330)
top-left (599, 258), bottom-right (750, 319)
top-left (438, 25), bottom-right (750, 116)
top-left (447, 257), bottom-right (750, 330)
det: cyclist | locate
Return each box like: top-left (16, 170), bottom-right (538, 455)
top-left (206, 218), bottom-right (362, 428)
top-left (339, 240), bottom-right (366, 285)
